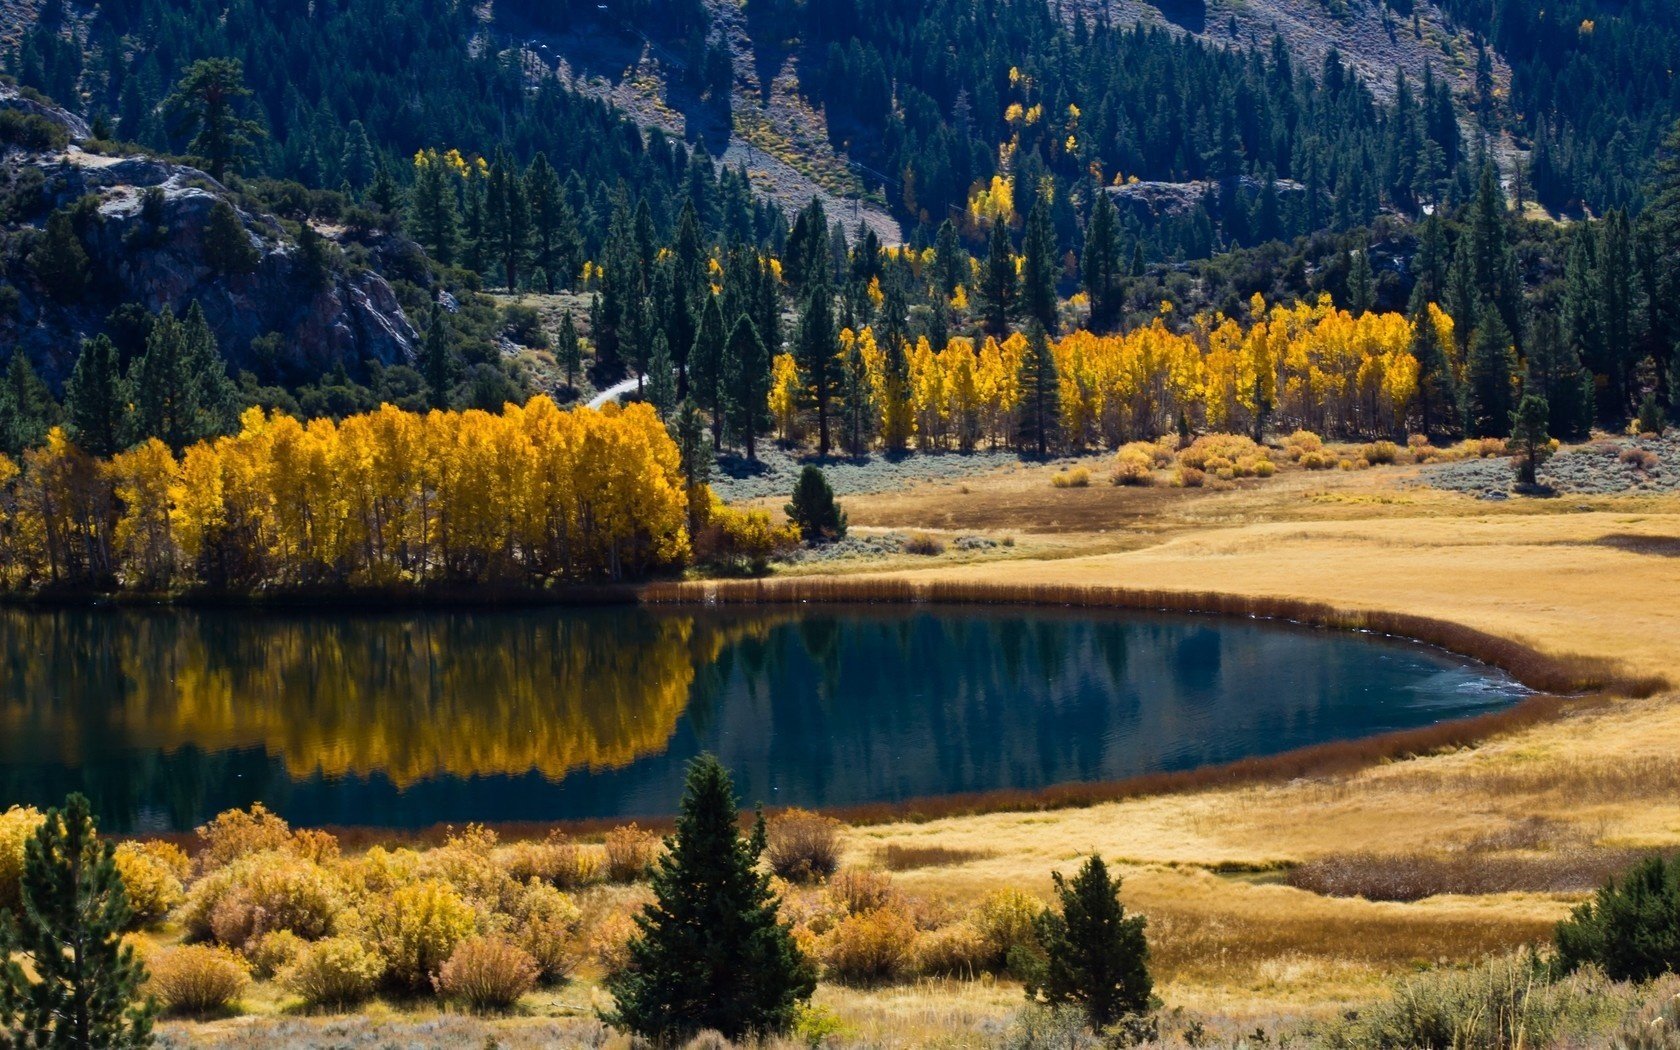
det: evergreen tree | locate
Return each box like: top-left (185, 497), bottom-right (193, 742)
top-left (1467, 163), bottom-right (1523, 350)
top-left (794, 277), bottom-right (839, 455)
top-left (1015, 324), bottom-right (1060, 455)
top-left (368, 163), bottom-right (402, 218)
top-left (671, 397), bottom-right (713, 535)
top-left (556, 310), bottom-right (583, 390)
top-left (1407, 299), bottom-right (1461, 438)
top-left (31, 209), bottom-right (89, 302)
top-left (723, 316), bottom-right (771, 460)
top-left (295, 221), bottom-right (333, 290)
top-left (525, 152), bottom-right (573, 294)
top-left (1467, 305), bottom-right (1517, 438)
top-left (1556, 854), bottom-right (1680, 983)
top-left (0, 794), bottom-right (155, 1049)
top-left (1598, 209), bottom-right (1639, 415)
top-left (934, 218), bottom-right (966, 299)
top-left (64, 335), bottom-right (126, 458)
top-left (1509, 392), bottom-right (1553, 487)
top-left (163, 58), bottom-right (264, 181)
top-left (1082, 190), bottom-right (1122, 332)
top-left (785, 466), bottom-right (846, 542)
top-left (979, 221), bottom-right (1019, 336)
top-left (1025, 854), bottom-right (1151, 1031)
top-left (422, 301), bottom-right (457, 410)
top-left (604, 755), bottom-right (815, 1043)
top-left (0, 351), bottom-right (58, 457)
top-left (1021, 196), bottom-right (1059, 333)
top-left (411, 153), bottom-right (459, 266)
top-left (1523, 312), bottom-right (1594, 441)
top-left (1347, 243), bottom-right (1374, 315)
top-left (203, 199), bottom-right (258, 275)
top-left (646, 332), bottom-right (677, 420)
top-left (689, 295), bottom-right (727, 446)
top-left (339, 119), bottom-right (375, 191)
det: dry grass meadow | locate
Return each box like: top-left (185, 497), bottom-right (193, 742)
top-left (147, 451), bottom-right (1680, 1045)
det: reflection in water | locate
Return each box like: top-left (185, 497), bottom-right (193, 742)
top-left (0, 606), bottom-right (1525, 831)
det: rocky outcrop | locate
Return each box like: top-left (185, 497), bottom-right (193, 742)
top-left (1104, 175), bottom-right (1316, 224)
top-left (0, 87), bottom-right (417, 387)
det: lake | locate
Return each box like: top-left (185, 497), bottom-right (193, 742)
top-left (0, 605), bottom-right (1528, 832)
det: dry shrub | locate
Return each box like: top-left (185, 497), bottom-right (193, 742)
top-left (1285, 847), bottom-right (1660, 902)
top-left (1050, 467), bottom-right (1091, 488)
top-left (913, 921), bottom-right (990, 977)
top-left (278, 935), bottom-right (385, 1008)
top-left (195, 852), bottom-right (345, 949)
top-left (337, 845), bottom-right (422, 899)
top-left (0, 806), bottom-right (44, 913)
top-left (1178, 434), bottom-right (1265, 471)
top-left (1621, 447), bottom-right (1661, 471)
top-left (1236, 455), bottom-right (1276, 478)
top-left (1109, 447), bottom-right (1155, 485)
top-left (766, 810), bottom-right (842, 883)
top-left (434, 936), bottom-right (540, 1011)
top-left (587, 910), bottom-right (638, 977)
top-left (826, 867), bottom-right (897, 916)
top-left (507, 880), bottom-right (582, 983)
top-left (496, 837), bottom-right (603, 890)
top-left (902, 531), bottom-right (947, 556)
top-left (972, 888), bottom-right (1045, 969)
top-left (603, 824), bottom-right (658, 883)
top-left (1361, 440), bottom-right (1402, 465)
top-left (245, 929), bottom-right (305, 980)
top-left (1611, 978), bottom-right (1680, 1049)
top-left (1299, 449), bottom-right (1338, 469)
top-left (1282, 429), bottom-right (1324, 459)
top-left (289, 828), bottom-right (341, 865)
top-left (114, 841), bottom-right (187, 928)
top-left (365, 878), bottom-right (478, 991)
top-left (146, 944), bottom-right (250, 1015)
top-left (821, 905), bottom-right (919, 983)
top-left (423, 825), bottom-right (516, 909)
top-left (1174, 465), bottom-right (1206, 488)
top-left (879, 843), bottom-right (991, 871)
top-left (196, 803), bottom-right (294, 870)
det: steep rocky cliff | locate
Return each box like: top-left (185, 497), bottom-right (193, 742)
top-left (0, 85), bottom-right (418, 386)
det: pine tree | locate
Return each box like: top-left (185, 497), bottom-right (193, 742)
top-left (557, 309), bottom-right (583, 391)
top-left (31, 209), bottom-right (89, 302)
top-left (203, 199), bottom-right (258, 275)
top-left (1015, 324), bottom-right (1061, 455)
top-left (794, 277), bottom-right (839, 455)
top-left (604, 755), bottom-right (815, 1043)
top-left (340, 119), bottom-right (375, 191)
top-left (1408, 299), bottom-right (1461, 439)
top-left (525, 152), bottom-right (573, 294)
top-left (979, 220), bottom-right (1019, 336)
top-left (1467, 305), bottom-right (1518, 438)
top-left (163, 58), bottom-right (264, 181)
top-left (690, 295), bottom-right (727, 445)
top-left (839, 331), bottom-right (876, 454)
top-left (646, 332), bottom-right (677, 420)
top-left (1347, 243), bottom-right (1374, 315)
top-left (422, 301), bottom-right (457, 410)
top-left (1025, 854), bottom-right (1151, 1031)
top-left (1509, 392), bottom-right (1553, 487)
top-left (1598, 209), bottom-right (1639, 416)
top-left (295, 221), bottom-right (333, 290)
top-left (1021, 196), bottom-right (1059, 333)
top-left (65, 335), bottom-right (126, 458)
top-left (0, 794), bottom-right (155, 1048)
top-left (723, 315), bottom-right (771, 460)
top-left (671, 398), bottom-right (712, 535)
top-left (785, 466), bottom-right (846, 541)
top-left (1523, 312), bottom-right (1594, 441)
top-left (1082, 190), bottom-right (1122, 332)
top-left (411, 153), bottom-right (459, 266)
top-left (934, 218), bottom-right (966, 299)
top-left (0, 350), bottom-right (58, 457)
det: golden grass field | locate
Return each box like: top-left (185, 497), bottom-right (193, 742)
top-left (150, 454), bottom-right (1680, 1045)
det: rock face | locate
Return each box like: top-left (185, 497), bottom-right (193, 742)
top-left (1, 86), bottom-right (417, 386)
top-left (1104, 176), bottom-right (1315, 224)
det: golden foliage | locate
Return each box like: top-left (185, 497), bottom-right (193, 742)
top-left (433, 936), bottom-right (540, 1011)
top-left (820, 904), bottom-right (920, 984)
top-left (114, 841), bottom-right (187, 928)
top-left (146, 944), bottom-right (251, 1015)
top-left (603, 824), bottom-right (658, 883)
top-left (0, 806), bottom-right (44, 914)
top-left (766, 809), bottom-right (843, 884)
top-left (364, 879), bottom-right (479, 991)
top-left (277, 936), bottom-right (385, 1008)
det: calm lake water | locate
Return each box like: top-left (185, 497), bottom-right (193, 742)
top-left (0, 605), bottom-right (1527, 832)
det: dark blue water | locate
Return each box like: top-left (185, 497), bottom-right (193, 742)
top-left (0, 605), bottom-right (1526, 832)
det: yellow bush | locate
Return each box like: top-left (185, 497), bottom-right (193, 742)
top-left (913, 921), bottom-right (991, 977)
top-left (509, 881), bottom-right (582, 983)
top-left (0, 806), bottom-right (44, 913)
top-left (146, 944), bottom-right (250, 1015)
top-left (1178, 434), bottom-right (1264, 471)
top-left (1283, 430), bottom-right (1324, 460)
top-left (245, 929), bottom-right (305, 979)
top-left (1174, 466), bottom-right (1206, 488)
top-left (826, 867), bottom-right (897, 917)
top-left (972, 888), bottom-right (1044, 969)
top-left (367, 879), bottom-right (478, 991)
top-left (278, 935), bottom-right (386, 1008)
top-left (195, 852), bottom-right (345, 949)
top-left (289, 828), bottom-right (341, 865)
top-left (821, 905), bottom-right (919, 983)
top-left (1298, 449), bottom-right (1338, 470)
top-left (1109, 447), bottom-right (1155, 485)
top-left (434, 936), bottom-right (540, 1011)
top-left (495, 837), bottom-right (602, 890)
top-left (696, 495), bottom-right (802, 571)
top-left (337, 845), bottom-right (422, 900)
top-left (1361, 440), bottom-right (1402, 465)
top-left (114, 841), bottom-right (187, 928)
top-left (587, 910), bottom-right (638, 977)
top-left (767, 810), bottom-right (842, 884)
top-left (603, 824), bottom-right (658, 883)
top-left (196, 804), bottom-right (294, 870)
top-left (1050, 467), bottom-right (1091, 488)
top-left (423, 826), bottom-right (516, 910)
